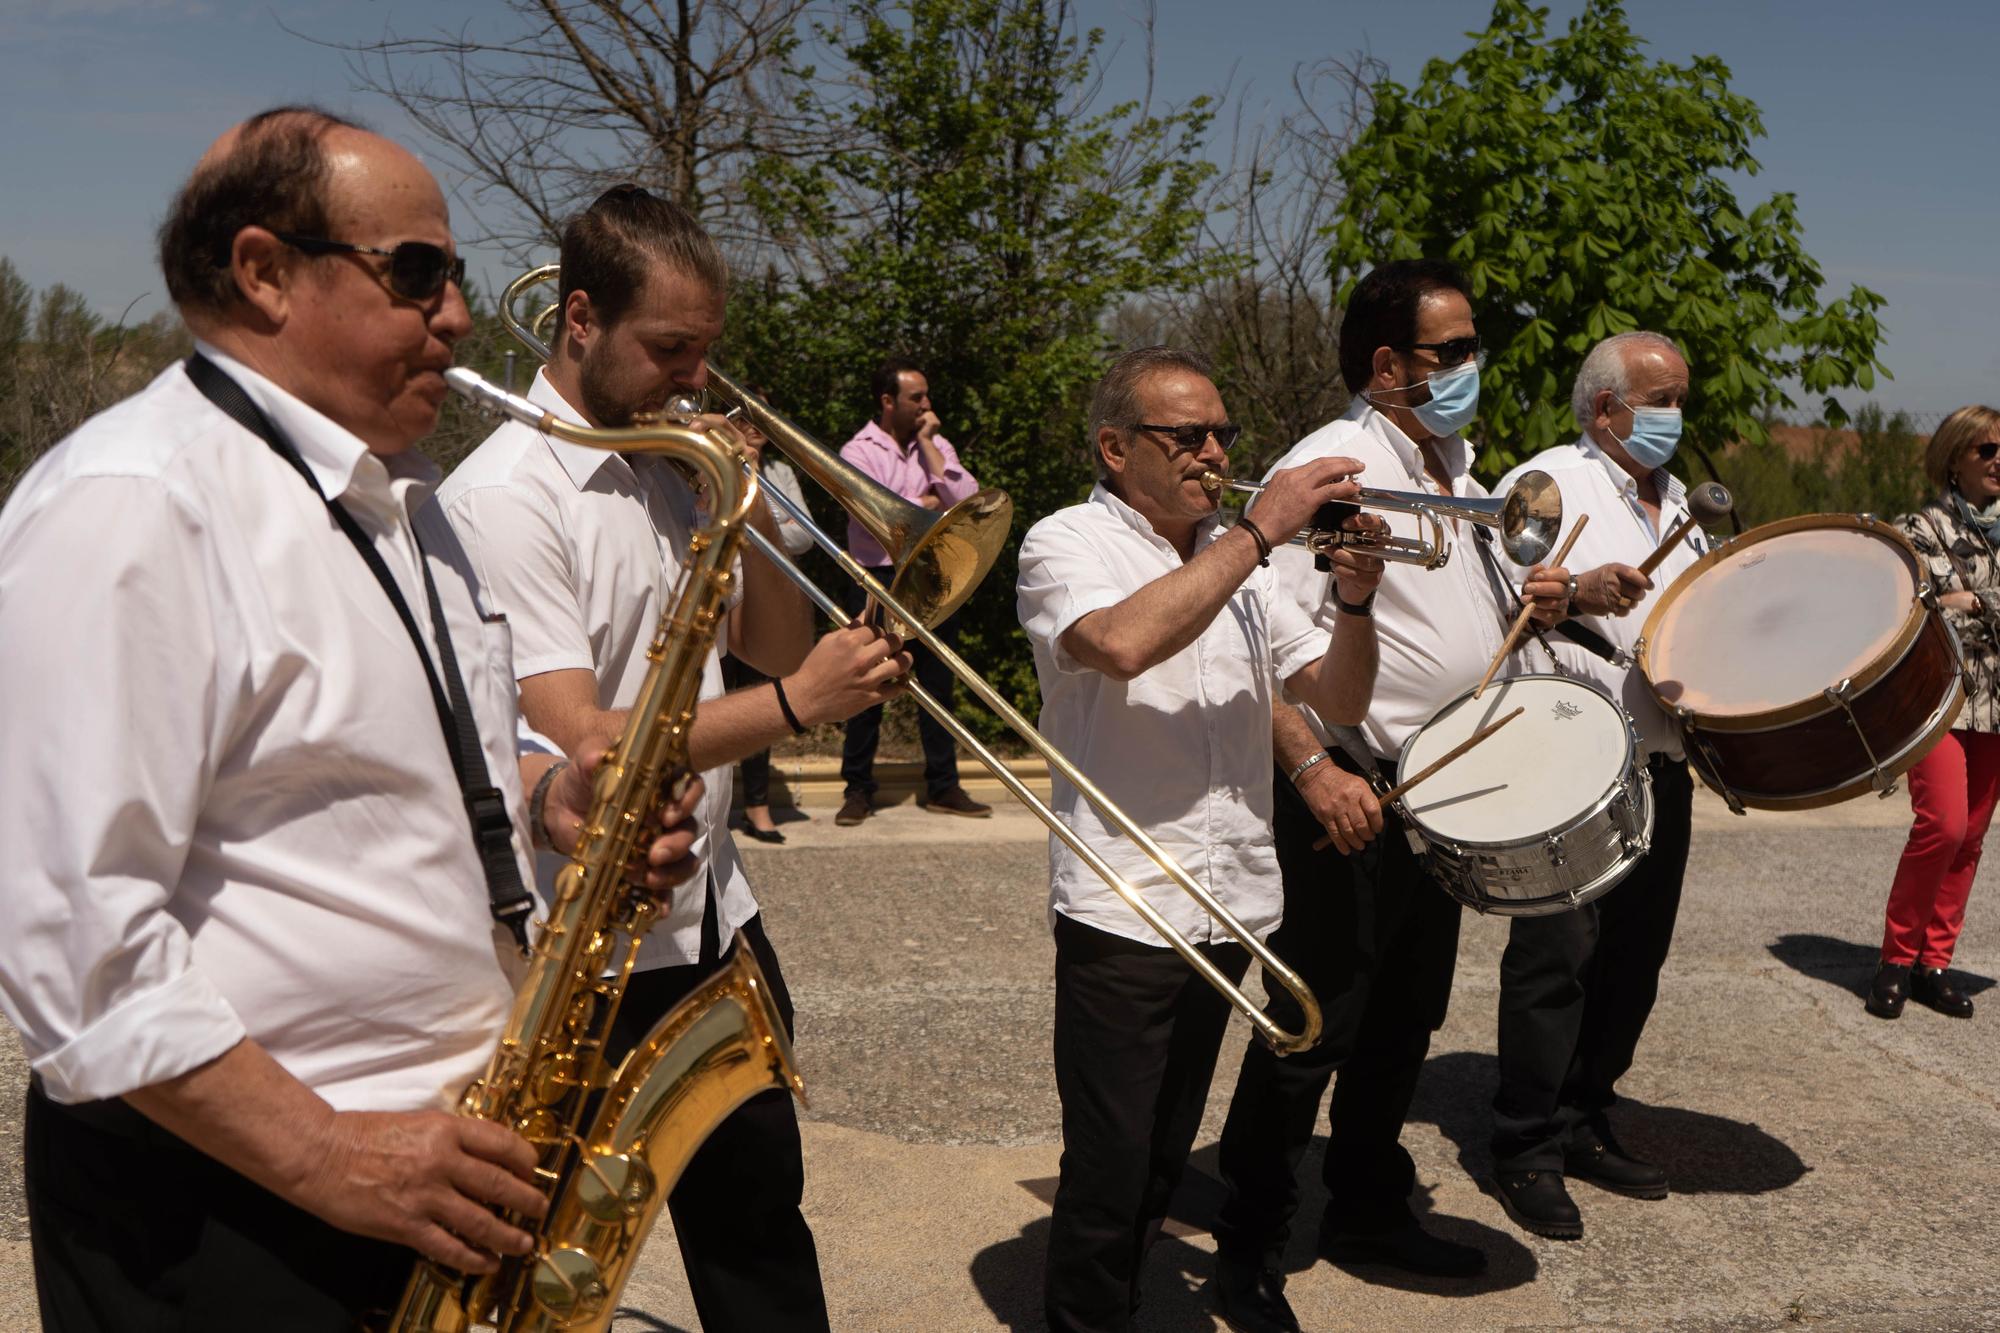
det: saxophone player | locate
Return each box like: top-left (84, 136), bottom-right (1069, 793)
top-left (0, 109), bottom-right (702, 1332)
top-left (436, 184), bottom-right (908, 1333)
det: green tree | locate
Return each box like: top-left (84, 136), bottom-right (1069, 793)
top-left (1327, 0), bottom-right (1889, 480)
top-left (734, 0), bottom-right (1223, 725)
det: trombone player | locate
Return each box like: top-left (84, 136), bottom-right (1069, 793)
top-left (436, 185), bottom-right (912, 1333)
top-left (1016, 346), bottom-right (1383, 1333)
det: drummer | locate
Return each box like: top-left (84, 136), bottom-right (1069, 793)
top-left (1484, 330), bottom-right (1708, 1240)
top-left (1208, 258), bottom-right (1572, 1331)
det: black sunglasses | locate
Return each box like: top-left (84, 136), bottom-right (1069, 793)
top-left (273, 233), bottom-right (466, 302)
top-left (1402, 335), bottom-right (1482, 368)
top-left (1973, 442), bottom-right (2000, 462)
top-left (1131, 422), bottom-right (1243, 454)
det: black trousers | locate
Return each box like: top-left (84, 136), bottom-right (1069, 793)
top-left (839, 568), bottom-right (960, 799)
top-left (1044, 912), bottom-right (1250, 1333)
top-left (25, 1081), bottom-right (412, 1332)
top-left (608, 912), bottom-right (831, 1333)
top-left (1213, 755), bottom-right (1464, 1267)
top-left (1491, 757), bottom-right (1696, 1172)
top-left (721, 653), bottom-right (773, 807)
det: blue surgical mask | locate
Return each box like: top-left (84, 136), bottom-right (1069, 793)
top-left (1614, 394), bottom-right (1682, 469)
top-left (1375, 359), bottom-right (1480, 439)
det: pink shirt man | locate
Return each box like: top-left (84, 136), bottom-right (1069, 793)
top-left (838, 419), bottom-right (981, 566)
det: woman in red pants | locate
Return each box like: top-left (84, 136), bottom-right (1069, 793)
top-left (1874, 404), bottom-right (2000, 1020)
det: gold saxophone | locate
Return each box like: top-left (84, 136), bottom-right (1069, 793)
top-left (386, 368), bottom-right (804, 1333)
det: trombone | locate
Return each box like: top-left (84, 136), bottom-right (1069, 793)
top-left (1199, 468), bottom-right (1562, 570)
top-left (493, 267), bottom-right (1323, 1054)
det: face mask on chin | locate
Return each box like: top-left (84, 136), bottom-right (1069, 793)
top-left (1371, 358), bottom-right (1480, 439)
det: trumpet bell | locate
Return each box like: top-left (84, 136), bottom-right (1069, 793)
top-left (1500, 469), bottom-right (1562, 566)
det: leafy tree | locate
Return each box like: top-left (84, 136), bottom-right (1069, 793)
top-left (732, 0), bottom-right (1223, 724)
top-left (1724, 404), bottom-right (1927, 529)
top-left (1327, 0), bottom-right (1889, 481)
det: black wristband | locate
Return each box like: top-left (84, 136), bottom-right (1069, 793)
top-left (1335, 588), bottom-right (1376, 617)
top-left (772, 677), bottom-right (807, 735)
top-left (1238, 517), bottom-right (1273, 567)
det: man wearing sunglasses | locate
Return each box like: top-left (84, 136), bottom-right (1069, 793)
top-left (435, 184), bottom-right (905, 1333)
top-left (1017, 346), bottom-right (1383, 1333)
top-left (1481, 332), bottom-right (1705, 1242)
top-left (1208, 259), bottom-right (1575, 1332)
top-left (0, 109), bottom-right (706, 1331)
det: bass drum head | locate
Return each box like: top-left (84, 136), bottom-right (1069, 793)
top-left (1647, 520), bottom-right (1918, 717)
top-left (1401, 675), bottom-right (1630, 847)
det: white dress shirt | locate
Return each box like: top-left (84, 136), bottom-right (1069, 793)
top-left (1495, 437), bottom-right (1711, 759)
top-left (434, 368), bottom-right (757, 971)
top-left (1260, 399), bottom-right (1515, 764)
top-left (1016, 485), bottom-right (1325, 948)
top-left (0, 347), bottom-right (534, 1111)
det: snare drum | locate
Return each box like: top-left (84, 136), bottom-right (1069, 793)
top-left (1637, 514), bottom-right (1965, 811)
top-left (1397, 674), bottom-right (1654, 916)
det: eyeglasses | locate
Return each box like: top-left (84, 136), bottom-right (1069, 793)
top-left (273, 233), bottom-right (466, 302)
top-left (1131, 422), bottom-right (1243, 454)
top-left (1973, 442), bottom-right (2000, 462)
top-left (1402, 335), bottom-right (1482, 368)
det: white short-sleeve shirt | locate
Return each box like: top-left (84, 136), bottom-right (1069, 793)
top-left (1016, 484), bottom-right (1326, 948)
top-left (434, 369), bottom-right (756, 971)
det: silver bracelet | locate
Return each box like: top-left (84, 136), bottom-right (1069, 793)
top-left (1287, 750), bottom-right (1330, 786)
top-left (528, 759), bottom-right (569, 851)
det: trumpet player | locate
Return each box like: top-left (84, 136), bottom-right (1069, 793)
top-left (0, 111), bottom-right (702, 1332)
top-left (436, 185), bottom-right (910, 1332)
top-left (1211, 259), bottom-right (1573, 1331)
top-left (1016, 346), bottom-right (1382, 1333)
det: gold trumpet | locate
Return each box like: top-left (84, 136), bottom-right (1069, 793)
top-left (1199, 468), bottom-right (1562, 570)
top-left (497, 267), bottom-right (1323, 1054)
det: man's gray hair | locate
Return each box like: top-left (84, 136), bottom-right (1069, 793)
top-left (1571, 331), bottom-right (1687, 430)
top-left (1088, 346), bottom-right (1214, 479)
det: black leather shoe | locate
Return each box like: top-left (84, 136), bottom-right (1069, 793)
top-left (834, 793), bottom-right (872, 827)
top-left (1910, 965), bottom-right (1974, 1018)
top-left (740, 823), bottom-right (786, 844)
top-left (1318, 1219), bottom-right (1488, 1276)
top-left (1565, 1133), bottom-right (1667, 1200)
top-left (1866, 962), bottom-right (1911, 1019)
top-left (1209, 1257), bottom-right (1301, 1333)
top-left (1495, 1170), bottom-right (1583, 1239)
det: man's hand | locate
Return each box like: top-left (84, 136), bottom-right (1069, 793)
top-left (1247, 456), bottom-right (1366, 548)
top-left (784, 623), bottom-right (914, 727)
top-left (1519, 563), bottom-right (1573, 628)
top-left (915, 409), bottom-right (942, 443)
top-left (545, 752), bottom-right (705, 896)
top-left (915, 493), bottom-right (943, 511)
top-left (291, 1110), bottom-right (549, 1275)
top-left (1572, 562), bottom-right (1651, 617)
top-left (1299, 763), bottom-right (1383, 856)
top-left (1330, 513), bottom-right (1388, 605)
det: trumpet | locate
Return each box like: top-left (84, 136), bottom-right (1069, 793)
top-left (496, 267), bottom-right (1323, 1054)
top-left (1199, 468), bottom-right (1562, 570)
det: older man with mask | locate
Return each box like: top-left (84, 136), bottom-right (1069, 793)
top-left (0, 109), bottom-right (702, 1332)
top-left (1483, 331), bottom-right (1707, 1240)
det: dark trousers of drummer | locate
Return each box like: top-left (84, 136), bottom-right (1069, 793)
top-left (1491, 758), bottom-right (1695, 1173)
top-left (1212, 752), bottom-right (1463, 1267)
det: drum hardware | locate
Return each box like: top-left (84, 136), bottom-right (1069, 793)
top-left (1823, 677), bottom-right (1900, 798)
top-left (1198, 468), bottom-right (1562, 570)
top-left (1475, 514), bottom-right (1591, 698)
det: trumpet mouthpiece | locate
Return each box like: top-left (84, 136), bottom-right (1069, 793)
top-left (1199, 471), bottom-right (1228, 493)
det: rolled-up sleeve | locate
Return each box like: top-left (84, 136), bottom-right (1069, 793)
top-left (441, 484), bottom-right (594, 680)
top-left (0, 476), bottom-right (247, 1102)
top-left (1017, 514), bottom-right (1130, 676)
top-left (924, 435), bottom-right (979, 507)
top-left (1263, 571), bottom-right (1330, 687)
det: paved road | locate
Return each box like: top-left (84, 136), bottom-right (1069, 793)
top-left (2, 789), bottom-right (1996, 1331)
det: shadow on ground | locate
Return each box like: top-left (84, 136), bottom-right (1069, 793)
top-left (611, 1308), bottom-right (694, 1333)
top-left (968, 1215), bottom-right (1224, 1332)
top-left (1767, 932), bottom-right (1997, 1001)
top-left (1408, 1051), bottom-right (1811, 1196)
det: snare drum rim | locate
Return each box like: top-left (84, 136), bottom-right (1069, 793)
top-left (1399, 673), bottom-right (1641, 853)
top-left (1635, 513), bottom-right (1934, 734)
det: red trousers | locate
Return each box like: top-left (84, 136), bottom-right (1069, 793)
top-left (1883, 729), bottom-right (2000, 968)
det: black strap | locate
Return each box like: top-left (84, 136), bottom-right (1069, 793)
top-left (184, 355), bottom-right (535, 948)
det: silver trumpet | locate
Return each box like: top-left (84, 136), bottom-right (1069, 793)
top-left (1199, 469), bottom-right (1563, 570)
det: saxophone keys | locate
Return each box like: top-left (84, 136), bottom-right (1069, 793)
top-left (530, 1246), bottom-right (608, 1323)
top-left (577, 1149), bottom-right (655, 1221)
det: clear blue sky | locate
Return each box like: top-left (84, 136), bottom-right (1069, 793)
top-left (2, 0), bottom-right (1991, 417)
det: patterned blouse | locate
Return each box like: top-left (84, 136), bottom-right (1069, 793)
top-left (1899, 495), bottom-right (2000, 734)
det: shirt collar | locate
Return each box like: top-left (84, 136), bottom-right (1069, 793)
top-left (1575, 431), bottom-right (1686, 508)
top-left (192, 340), bottom-right (436, 509)
top-left (521, 368), bottom-right (634, 491)
top-left (1087, 481), bottom-right (1223, 555)
top-left (1349, 396), bottom-right (1469, 485)
top-left (852, 418), bottom-right (912, 456)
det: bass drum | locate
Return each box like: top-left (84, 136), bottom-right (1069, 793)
top-left (1398, 674), bottom-right (1653, 916)
top-left (1636, 514), bottom-right (1964, 811)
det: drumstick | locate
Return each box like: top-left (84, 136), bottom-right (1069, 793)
top-left (1635, 483), bottom-right (1732, 578)
top-left (1473, 515), bottom-right (1589, 700)
top-left (1311, 707), bottom-right (1524, 851)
